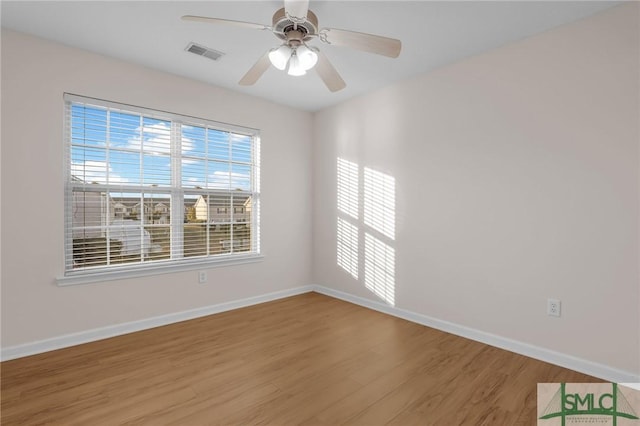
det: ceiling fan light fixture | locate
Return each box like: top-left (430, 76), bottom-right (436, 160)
top-left (287, 50), bottom-right (307, 76)
top-left (268, 44), bottom-right (291, 70)
top-left (296, 44), bottom-right (318, 71)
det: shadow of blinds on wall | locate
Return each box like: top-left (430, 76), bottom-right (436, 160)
top-left (336, 157), bottom-right (396, 306)
top-left (337, 158), bottom-right (360, 279)
top-left (363, 167), bottom-right (396, 306)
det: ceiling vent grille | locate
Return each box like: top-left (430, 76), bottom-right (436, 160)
top-left (185, 42), bottom-right (224, 61)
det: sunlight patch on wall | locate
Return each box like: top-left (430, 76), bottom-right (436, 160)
top-left (336, 157), bottom-right (360, 279)
top-left (362, 166), bottom-right (395, 305)
top-left (364, 167), bottom-right (395, 240)
top-left (364, 233), bottom-right (395, 306)
top-left (337, 158), bottom-right (359, 219)
top-left (337, 217), bottom-right (358, 280)
top-left (336, 158), bottom-right (396, 305)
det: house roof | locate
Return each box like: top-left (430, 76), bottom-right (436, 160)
top-left (193, 194), bottom-right (251, 208)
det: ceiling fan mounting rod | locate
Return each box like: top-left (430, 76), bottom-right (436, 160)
top-left (272, 8), bottom-right (318, 42)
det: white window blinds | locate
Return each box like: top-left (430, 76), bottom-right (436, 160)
top-left (64, 94), bottom-right (260, 277)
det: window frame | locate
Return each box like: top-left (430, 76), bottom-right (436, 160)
top-left (58, 94), bottom-right (262, 286)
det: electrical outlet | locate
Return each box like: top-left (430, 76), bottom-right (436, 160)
top-left (198, 271), bottom-right (207, 284)
top-left (547, 299), bottom-right (561, 317)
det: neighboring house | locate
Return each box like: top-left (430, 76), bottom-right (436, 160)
top-left (154, 202), bottom-right (169, 214)
top-left (193, 196), bottom-right (208, 221)
top-left (131, 202), bottom-right (152, 222)
top-left (193, 194), bottom-right (252, 223)
top-left (72, 183), bottom-right (173, 237)
top-left (110, 197), bottom-right (170, 224)
top-left (113, 202), bottom-right (129, 218)
top-left (152, 202), bottom-right (170, 225)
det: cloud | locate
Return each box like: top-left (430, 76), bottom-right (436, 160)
top-left (208, 170), bottom-right (250, 190)
top-left (127, 122), bottom-right (194, 154)
top-left (71, 161), bottom-right (128, 184)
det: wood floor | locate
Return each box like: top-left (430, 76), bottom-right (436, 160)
top-left (1, 292), bottom-right (600, 425)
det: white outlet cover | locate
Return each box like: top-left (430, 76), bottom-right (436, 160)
top-left (547, 299), bottom-right (561, 317)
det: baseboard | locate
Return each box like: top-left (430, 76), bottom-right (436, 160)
top-left (311, 285), bottom-right (640, 384)
top-left (1, 285), bottom-right (315, 362)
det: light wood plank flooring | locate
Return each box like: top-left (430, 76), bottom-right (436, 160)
top-left (1, 292), bottom-right (600, 425)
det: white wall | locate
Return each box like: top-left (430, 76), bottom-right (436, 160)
top-left (313, 4), bottom-right (639, 375)
top-left (0, 30), bottom-right (313, 347)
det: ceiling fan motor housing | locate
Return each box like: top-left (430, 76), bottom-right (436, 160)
top-left (272, 7), bottom-right (318, 42)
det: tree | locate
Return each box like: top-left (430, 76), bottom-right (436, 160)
top-left (186, 206), bottom-right (197, 222)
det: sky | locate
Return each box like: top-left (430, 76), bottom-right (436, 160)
top-left (70, 104), bottom-right (254, 194)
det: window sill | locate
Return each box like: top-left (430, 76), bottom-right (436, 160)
top-left (56, 254), bottom-right (264, 287)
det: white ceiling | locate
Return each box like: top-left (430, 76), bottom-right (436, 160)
top-left (1, 1), bottom-right (620, 111)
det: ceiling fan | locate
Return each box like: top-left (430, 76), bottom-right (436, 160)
top-left (182, 0), bottom-right (402, 92)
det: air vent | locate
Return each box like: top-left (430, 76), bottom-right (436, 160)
top-left (185, 42), bottom-right (224, 61)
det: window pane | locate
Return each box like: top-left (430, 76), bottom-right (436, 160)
top-left (184, 195), bottom-right (200, 223)
top-left (213, 224), bottom-right (232, 254)
top-left (184, 222), bottom-right (207, 257)
top-left (147, 225), bottom-right (170, 261)
top-left (72, 190), bottom-right (110, 238)
top-left (142, 118), bottom-right (171, 155)
top-left (71, 146), bottom-right (107, 184)
top-left (71, 105), bottom-right (107, 147)
top-left (142, 154), bottom-right (170, 187)
top-left (73, 235), bottom-right (111, 268)
top-left (230, 163), bottom-right (251, 191)
top-left (109, 191), bottom-right (140, 220)
top-left (109, 150), bottom-right (140, 185)
top-left (208, 129), bottom-right (230, 161)
top-left (71, 190), bottom-right (149, 268)
top-left (232, 194), bottom-right (251, 223)
top-left (211, 194), bottom-right (232, 223)
top-left (232, 223), bottom-right (251, 252)
top-left (108, 219), bottom-right (148, 265)
top-left (182, 125), bottom-right (206, 158)
top-left (207, 161), bottom-right (231, 190)
top-left (231, 133), bottom-right (252, 164)
top-left (110, 111), bottom-right (140, 149)
top-left (182, 159), bottom-right (207, 189)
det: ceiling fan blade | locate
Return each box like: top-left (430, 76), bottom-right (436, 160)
top-left (284, 0), bottom-right (309, 21)
top-left (239, 52), bottom-right (272, 86)
top-left (182, 15), bottom-right (270, 31)
top-left (320, 28), bottom-right (402, 58)
top-left (315, 51), bottom-right (346, 93)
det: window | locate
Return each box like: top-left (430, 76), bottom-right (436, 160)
top-left (63, 94), bottom-right (261, 282)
